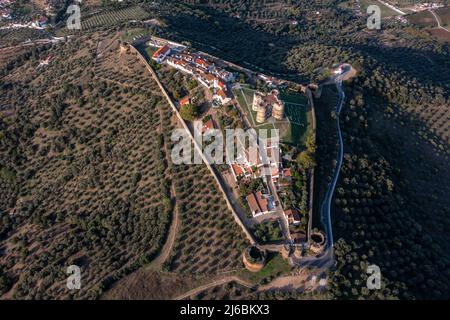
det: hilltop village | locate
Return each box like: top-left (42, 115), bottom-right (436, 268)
top-left (153, 43), bottom-right (234, 106)
top-left (113, 29), bottom-right (334, 278)
top-left (138, 35), bottom-right (323, 263)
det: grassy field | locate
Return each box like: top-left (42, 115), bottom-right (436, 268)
top-left (120, 28), bottom-right (149, 42)
top-left (280, 91), bottom-right (311, 145)
top-left (145, 46), bottom-right (158, 60)
top-left (233, 87), bottom-right (258, 126)
top-left (239, 253), bottom-right (292, 284)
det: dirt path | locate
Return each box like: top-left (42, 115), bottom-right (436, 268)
top-left (257, 270), bottom-right (317, 292)
top-left (150, 184), bottom-right (179, 268)
top-left (430, 10), bottom-right (450, 33)
top-left (147, 105), bottom-right (180, 269)
top-left (174, 269), bottom-right (322, 300)
top-left (96, 32), bottom-right (122, 58)
top-left (377, 0), bottom-right (406, 15)
top-left (174, 276), bottom-right (255, 300)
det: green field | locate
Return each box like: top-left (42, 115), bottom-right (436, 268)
top-left (120, 28), bottom-right (149, 42)
top-left (280, 91), bottom-right (311, 146)
top-left (234, 87), bottom-right (257, 126)
top-left (239, 253), bottom-right (292, 284)
top-left (280, 91), bottom-right (309, 126)
top-left (279, 91), bottom-right (308, 105)
top-left (145, 46), bottom-right (158, 58)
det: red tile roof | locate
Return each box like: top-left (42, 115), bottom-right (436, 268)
top-left (179, 96), bottom-right (190, 106)
top-left (202, 118), bottom-right (214, 133)
top-left (246, 191), bottom-right (269, 214)
top-left (232, 164), bottom-right (244, 177)
top-left (231, 163), bottom-right (253, 177)
top-left (152, 45), bottom-right (170, 59)
top-left (195, 58), bottom-right (210, 68)
top-left (271, 166), bottom-right (279, 177)
top-left (205, 74), bottom-right (217, 82)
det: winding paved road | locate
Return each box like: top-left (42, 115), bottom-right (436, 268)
top-left (321, 77), bottom-right (345, 249)
top-left (291, 66), bottom-right (350, 268)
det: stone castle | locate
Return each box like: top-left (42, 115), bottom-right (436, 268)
top-left (252, 89), bottom-right (285, 123)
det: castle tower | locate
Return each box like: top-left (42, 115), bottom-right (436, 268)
top-left (256, 105), bottom-right (267, 123)
top-left (252, 93), bottom-right (263, 111)
top-left (272, 100), bottom-right (285, 120)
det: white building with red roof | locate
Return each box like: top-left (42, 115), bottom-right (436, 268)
top-left (194, 58), bottom-right (212, 71)
top-left (228, 136), bottom-right (282, 183)
top-left (152, 45), bottom-right (171, 63)
top-left (211, 67), bottom-right (235, 82)
top-left (246, 191), bottom-right (275, 217)
top-left (179, 96), bottom-right (191, 107)
top-left (213, 89), bottom-right (231, 105)
top-left (167, 57), bottom-right (194, 75)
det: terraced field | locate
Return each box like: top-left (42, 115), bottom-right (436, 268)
top-left (166, 163), bottom-right (248, 275)
top-left (81, 6), bottom-right (150, 30)
top-left (0, 33), bottom-right (175, 299)
top-left (0, 29), bottom-right (253, 299)
top-left (151, 63), bottom-right (250, 276)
